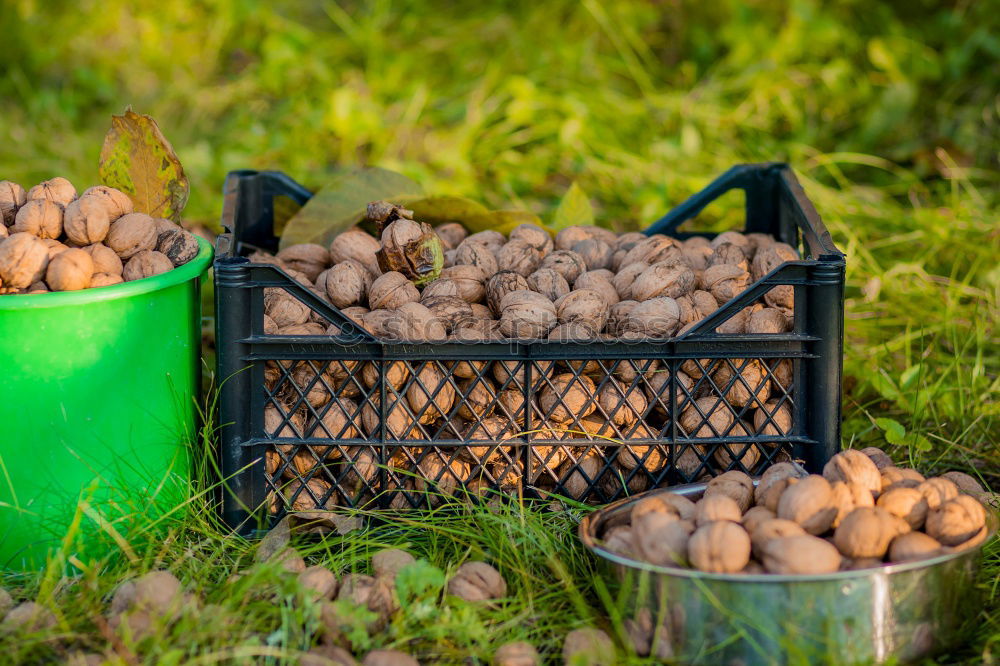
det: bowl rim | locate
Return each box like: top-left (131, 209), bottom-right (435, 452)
top-left (0, 235), bottom-right (213, 309)
top-left (579, 480), bottom-right (998, 584)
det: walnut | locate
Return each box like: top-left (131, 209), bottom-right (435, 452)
top-left (24, 280), bottom-right (49, 293)
top-left (843, 507), bottom-right (912, 559)
top-left (420, 277), bottom-right (462, 303)
top-left (455, 240), bottom-right (499, 276)
top-left (710, 231), bottom-right (749, 250)
top-left (702, 263), bottom-right (749, 303)
top-left (434, 222), bottom-right (467, 250)
top-left (554, 289), bottom-right (607, 330)
top-left (368, 271), bottom-right (419, 310)
top-left (264, 291), bottom-right (310, 328)
top-left (0, 181), bottom-right (27, 226)
top-left (604, 300), bottom-right (637, 336)
top-left (747, 307), bottom-right (790, 334)
top-left (623, 297), bottom-right (680, 338)
top-left (554, 451), bottom-right (600, 499)
top-left (706, 241), bottom-right (748, 270)
top-left (509, 223), bottom-right (553, 255)
top-left (447, 561), bottom-right (506, 601)
top-left (82, 243), bottom-right (124, 275)
top-left (539, 249), bottom-right (586, 284)
top-left (597, 379), bottom-right (647, 426)
top-left (562, 628), bottom-right (616, 665)
top-left (486, 270), bottom-right (530, 313)
top-left (375, 217), bottom-right (443, 283)
top-left (693, 493), bottom-right (742, 526)
top-left (754, 243), bottom-right (799, 314)
top-left (632, 261), bottom-right (695, 301)
top-left (278, 322), bottom-right (326, 336)
top-left (0, 225), bottom-right (6, 240)
top-left (27, 177), bottom-right (76, 205)
top-left (422, 295), bottom-right (474, 332)
top-left (777, 474), bottom-right (838, 535)
top-left (679, 396), bottom-right (735, 438)
top-left (45, 248), bottom-right (94, 290)
top-left (81, 185), bottom-right (133, 220)
top-left (323, 259), bottom-right (372, 309)
top-left (361, 396), bottom-right (420, 439)
top-left (526, 267), bottom-right (570, 302)
top-left (362, 650), bottom-right (418, 666)
top-left (386, 302), bottom-right (447, 342)
top-left (856, 448), bottom-right (890, 471)
top-left (570, 238), bottom-right (613, 271)
top-left (494, 641), bottom-right (540, 666)
top-left (872, 487), bottom-right (927, 531)
top-left (454, 377), bottom-right (497, 421)
top-left (741, 505), bottom-right (776, 534)
top-left (439, 264), bottom-right (487, 302)
top-left (705, 471), bottom-right (754, 513)
top-left (754, 462), bottom-right (807, 506)
top-left (3, 602), bottom-right (58, 633)
top-left (924, 495), bottom-right (986, 546)
top-left (633, 511), bottom-right (694, 566)
top-left (496, 238), bottom-right (543, 276)
top-left (675, 290), bottom-right (717, 327)
top-left (917, 477), bottom-right (960, 509)
top-left (762, 534), bottom-right (842, 574)
top-left (753, 400), bottom-right (792, 439)
top-left (822, 450), bottom-right (882, 498)
top-left (498, 289), bottom-right (557, 339)
top-left (309, 398), bottom-right (360, 438)
top-left (465, 229), bottom-right (506, 253)
top-left (712, 427), bottom-right (757, 470)
top-left (681, 241), bottom-right (714, 271)
top-left (329, 228), bottom-right (381, 276)
top-left (573, 271), bottom-right (617, 306)
top-left (338, 573), bottom-right (397, 619)
top-left (405, 364), bottom-right (456, 423)
top-left (829, 481), bottom-right (875, 528)
top-left (888, 532), bottom-right (942, 563)
top-left (881, 466), bottom-right (925, 492)
top-left (612, 262), bottom-right (648, 301)
top-left (620, 236), bottom-right (675, 266)
top-left (710, 359), bottom-right (768, 408)
top-left (749, 518), bottom-right (808, 560)
top-left (106, 213), bottom-right (158, 259)
top-left (296, 565), bottom-right (339, 600)
top-left (155, 227), bottom-right (200, 267)
top-left (63, 196), bottom-right (110, 245)
top-left (275, 243), bottom-right (330, 282)
top-left (12, 198), bottom-right (63, 239)
top-left (123, 250), bottom-right (172, 281)
top-left (539, 373), bottom-right (597, 423)
top-left (0, 233), bottom-right (49, 288)
top-left (688, 521), bottom-right (751, 573)
top-left (371, 549), bottom-right (416, 581)
top-left (554, 226), bottom-right (596, 251)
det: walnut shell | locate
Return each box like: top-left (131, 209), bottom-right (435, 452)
top-left (597, 379), bottom-right (647, 426)
top-left (632, 261), bottom-right (695, 301)
top-left (917, 477), bottom-right (960, 509)
top-left (387, 302), bottom-right (448, 342)
top-left (620, 236), bottom-right (674, 267)
top-left (329, 228), bottom-right (381, 276)
top-left (924, 495), bottom-right (985, 546)
top-left (486, 270), bottom-right (531, 314)
top-left (81, 185), bottom-right (132, 220)
top-left (605, 300), bottom-right (638, 336)
top-left (156, 228), bottom-right (201, 267)
top-left (63, 196), bottom-right (110, 245)
top-left (264, 290), bottom-right (311, 328)
top-left (405, 364), bottom-right (456, 423)
top-left (857, 447), bottom-right (891, 470)
top-left (12, 198), bottom-right (63, 239)
top-left (702, 263), bottom-right (749, 303)
top-left (454, 377), bottom-right (497, 421)
top-left (749, 517), bottom-right (807, 557)
top-left (562, 628), bottom-right (616, 666)
top-left (623, 297), bottom-right (680, 338)
top-left (822, 450), bottom-right (882, 499)
top-left (123, 250), bottom-right (173, 281)
top-left (538, 372), bottom-right (597, 424)
top-left (747, 307), bottom-right (790, 334)
top-left (556, 450), bottom-right (601, 499)
top-left (570, 238), bottom-right (614, 271)
top-left (494, 641), bottom-right (539, 666)
top-left (0, 232), bottom-right (49, 288)
top-left (361, 395), bottom-right (420, 439)
top-left (434, 222), bottom-right (467, 250)
top-left (465, 229), bottom-right (506, 252)
top-left (679, 396), bottom-right (735, 438)
top-left (27, 177), bottom-right (76, 205)
top-left (83, 243), bottom-right (124, 275)
top-left (881, 466), bottom-right (925, 492)
top-left (762, 534), bottom-right (842, 574)
top-left (688, 521), bottom-right (751, 573)
top-left (752, 242), bottom-right (799, 281)
top-left (447, 561), bottom-right (506, 601)
top-left (705, 471), bottom-right (754, 512)
top-left (707, 241), bottom-right (748, 269)
top-left (742, 505), bottom-right (776, 534)
top-left (526, 267), bottom-right (570, 302)
top-left (439, 264), bottom-right (487, 302)
top-left (0, 181), bottom-right (27, 226)
top-left (554, 289), bottom-right (607, 330)
top-left (106, 213), bottom-right (158, 259)
top-left (326, 260), bottom-right (372, 309)
top-left (694, 493), bottom-right (742, 525)
top-left (631, 493), bottom-right (697, 523)
top-left (46, 248), bottom-right (94, 291)
top-left (876, 487), bottom-right (928, 530)
top-left (539, 249), bottom-right (586, 284)
top-left (612, 262), bottom-right (649, 301)
top-left (455, 240), bottom-right (499, 276)
top-left (573, 270), bottom-right (618, 306)
top-left (633, 511), bottom-right (694, 566)
top-left (362, 651), bottom-right (418, 666)
top-left (509, 223), bottom-right (553, 255)
top-left (498, 289), bottom-right (557, 339)
top-left (554, 226), bottom-right (596, 251)
top-left (492, 359), bottom-right (555, 390)
top-left (422, 294), bottom-right (474, 332)
top-left (833, 506), bottom-right (905, 558)
top-left (755, 462), bottom-right (808, 506)
top-left (753, 400), bottom-right (792, 439)
top-left (496, 238), bottom-right (543, 276)
top-left (777, 474), bottom-right (837, 535)
top-left (368, 271), bottom-right (420, 310)
top-left (712, 426), bottom-right (758, 470)
top-left (888, 531), bottom-right (942, 563)
top-left (710, 359), bottom-right (768, 408)
top-left (309, 398), bottom-right (360, 439)
top-left (90, 272), bottom-right (123, 288)
top-left (829, 480), bottom-right (875, 528)
top-left (276, 243), bottom-right (330, 281)
top-left (675, 290), bottom-right (718, 327)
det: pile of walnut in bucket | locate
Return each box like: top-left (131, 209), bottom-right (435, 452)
top-left (0, 178), bottom-right (199, 294)
top-left (599, 449), bottom-right (993, 575)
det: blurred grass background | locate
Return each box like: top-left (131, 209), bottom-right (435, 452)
top-left (1, 0), bottom-right (998, 663)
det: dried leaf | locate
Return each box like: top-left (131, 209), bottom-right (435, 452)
top-left (256, 515), bottom-right (292, 562)
top-left (551, 181), bottom-right (594, 230)
top-left (280, 167), bottom-right (422, 250)
top-left (99, 108), bottom-right (189, 222)
top-left (404, 196), bottom-right (490, 226)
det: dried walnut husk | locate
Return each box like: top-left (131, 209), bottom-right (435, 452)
top-left (157, 227), bottom-right (200, 267)
top-left (376, 217), bottom-right (444, 285)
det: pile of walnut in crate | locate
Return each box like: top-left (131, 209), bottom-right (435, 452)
top-left (0, 178), bottom-right (200, 293)
top-left (255, 201), bottom-right (803, 510)
top-left (600, 449), bottom-right (992, 575)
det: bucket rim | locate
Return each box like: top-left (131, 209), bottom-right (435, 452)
top-left (0, 235), bottom-right (213, 309)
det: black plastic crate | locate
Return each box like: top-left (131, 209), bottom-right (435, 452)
top-left (214, 163), bottom-right (845, 532)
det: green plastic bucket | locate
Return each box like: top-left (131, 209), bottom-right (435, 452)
top-left (0, 237), bottom-right (213, 571)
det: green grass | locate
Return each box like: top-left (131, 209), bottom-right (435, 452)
top-left (0, 0), bottom-right (998, 663)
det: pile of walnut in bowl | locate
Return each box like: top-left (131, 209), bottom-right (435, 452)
top-left (599, 448), bottom-right (993, 575)
top-left (256, 200), bottom-right (800, 343)
top-left (0, 178), bottom-right (200, 294)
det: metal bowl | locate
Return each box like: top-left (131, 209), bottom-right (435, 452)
top-left (579, 482), bottom-right (997, 665)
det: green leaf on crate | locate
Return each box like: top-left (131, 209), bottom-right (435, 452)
top-left (98, 107), bottom-right (189, 222)
top-left (466, 209), bottom-right (547, 236)
top-left (279, 167), bottom-right (422, 249)
top-left (551, 181), bottom-right (594, 230)
top-left (404, 195), bottom-right (491, 226)
top-left (874, 417), bottom-right (906, 445)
